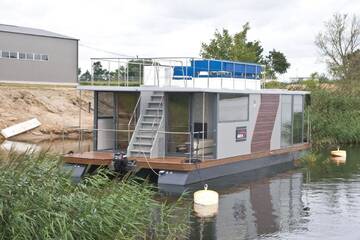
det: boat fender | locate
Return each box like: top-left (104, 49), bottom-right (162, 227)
top-left (193, 184), bottom-right (219, 218)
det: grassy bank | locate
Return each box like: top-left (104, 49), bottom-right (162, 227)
top-left (0, 151), bottom-right (190, 240)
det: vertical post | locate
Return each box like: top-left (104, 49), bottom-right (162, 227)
top-left (91, 59), bottom-right (94, 85)
top-left (108, 61), bottom-right (110, 86)
top-left (207, 59), bottom-right (210, 88)
top-left (78, 90), bottom-right (82, 152)
top-left (233, 63), bottom-right (235, 90)
top-left (126, 61), bottom-right (129, 87)
top-left (202, 92), bottom-right (205, 162)
top-left (244, 64), bottom-right (247, 89)
top-left (117, 59), bottom-right (120, 86)
top-left (193, 58), bottom-right (195, 88)
top-left (139, 60), bottom-right (142, 86)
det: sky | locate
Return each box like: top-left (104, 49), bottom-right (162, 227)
top-left (1, 0), bottom-right (360, 81)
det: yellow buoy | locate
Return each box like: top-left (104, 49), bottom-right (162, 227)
top-left (331, 147), bottom-right (346, 158)
top-left (193, 184), bottom-right (219, 218)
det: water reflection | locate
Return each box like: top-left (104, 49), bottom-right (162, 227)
top-left (190, 146), bottom-right (360, 240)
top-left (189, 164), bottom-right (305, 240)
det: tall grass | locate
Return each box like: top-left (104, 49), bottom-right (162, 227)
top-left (0, 150), bottom-right (190, 240)
top-left (310, 89), bottom-right (360, 147)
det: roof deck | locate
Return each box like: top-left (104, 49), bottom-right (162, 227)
top-left (80, 57), bottom-right (265, 91)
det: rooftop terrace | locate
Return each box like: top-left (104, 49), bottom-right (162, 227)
top-left (80, 57), bottom-right (265, 91)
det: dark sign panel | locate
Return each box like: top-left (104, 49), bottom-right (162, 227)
top-left (236, 126), bottom-right (247, 142)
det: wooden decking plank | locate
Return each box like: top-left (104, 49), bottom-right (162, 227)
top-left (63, 143), bottom-right (310, 172)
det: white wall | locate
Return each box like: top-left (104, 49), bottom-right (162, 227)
top-left (217, 94), bottom-right (260, 158)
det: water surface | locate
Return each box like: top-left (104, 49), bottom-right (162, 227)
top-left (189, 146), bottom-right (360, 240)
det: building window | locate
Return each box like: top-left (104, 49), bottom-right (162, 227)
top-left (41, 54), bottom-right (48, 61)
top-left (219, 94), bottom-right (249, 122)
top-left (2, 51), bottom-right (10, 58)
top-left (34, 54), bottom-right (41, 60)
top-left (26, 53), bottom-right (34, 60)
top-left (19, 53), bottom-right (26, 59)
top-left (10, 52), bottom-right (17, 59)
top-left (280, 95), bottom-right (292, 147)
top-left (293, 95), bottom-right (303, 144)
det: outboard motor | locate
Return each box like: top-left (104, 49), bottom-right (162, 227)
top-left (113, 151), bottom-right (128, 174)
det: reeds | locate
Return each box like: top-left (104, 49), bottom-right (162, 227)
top-left (0, 150), bottom-right (190, 240)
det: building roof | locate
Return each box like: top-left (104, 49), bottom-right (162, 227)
top-left (0, 24), bottom-right (78, 40)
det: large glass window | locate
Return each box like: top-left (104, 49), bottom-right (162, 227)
top-left (2, 51), bottom-right (10, 58)
top-left (293, 95), bottom-right (303, 144)
top-left (26, 53), bottom-right (34, 60)
top-left (98, 92), bottom-right (114, 117)
top-left (166, 93), bottom-right (190, 155)
top-left (115, 92), bottom-right (139, 149)
top-left (281, 95), bottom-right (292, 147)
top-left (219, 94), bottom-right (249, 122)
top-left (19, 53), bottom-right (26, 59)
top-left (10, 52), bottom-right (17, 59)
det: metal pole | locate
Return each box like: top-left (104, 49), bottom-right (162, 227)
top-left (202, 92), bottom-right (205, 161)
top-left (108, 61), bottom-right (110, 86)
top-left (91, 59), bottom-right (94, 85)
top-left (117, 59), bottom-right (120, 86)
top-left (207, 60), bottom-right (210, 88)
top-left (78, 90), bottom-right (82, 152)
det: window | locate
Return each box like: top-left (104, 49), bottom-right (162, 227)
top-left (41, 54), bottom-right (48, 61)
top-left (10, 52), bottom-right (17, 59)
top-left (281, 95), bottom-right (292, 147)
top-left (26, 53), bottom-right (34, 60)
top-left (19, 53), bottom-right (26, 59)
top-left (2, 51), bottom-right (10, 58)
top-left (97, 92), bottom-right (114, 118)
top-left (293, 95), bottom-right (303, 144)
top-left (219, 94), bottom-right (249, 122)
top-left (34, 54), bottom-right (41, 60)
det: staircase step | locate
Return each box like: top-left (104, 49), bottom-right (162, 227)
top-left (136, 135), bottom-right (154, 139)
top-left (144, 114), bottom-right (162, 118)
top-left (130, 149), bottom-right (150, 154)
top-left (133, 142), bottom-right (152, 147)
top-left (141, 121), bottom-right (159, 124)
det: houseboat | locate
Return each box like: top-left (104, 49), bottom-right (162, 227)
top-left (65, 57), bottom-right (310, 189)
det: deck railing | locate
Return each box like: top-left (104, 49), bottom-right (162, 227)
top-left (57, 128), bottom-right (216, 162)
top-left (80, 57), bottom-right (265, 91)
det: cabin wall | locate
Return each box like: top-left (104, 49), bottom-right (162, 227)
top-left (217, 94), bottom-right (261, 159)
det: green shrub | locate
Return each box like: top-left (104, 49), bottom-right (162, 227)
top-left (309, 89), bottom-right (360, 147)
top-left (0, 151), bottom-right (190, 240)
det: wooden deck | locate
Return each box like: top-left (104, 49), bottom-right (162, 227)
top-left (63, 143), bottom-right (310, 172)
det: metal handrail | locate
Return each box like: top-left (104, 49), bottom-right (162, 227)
top-left (127, 95), bottom-right (141, 142)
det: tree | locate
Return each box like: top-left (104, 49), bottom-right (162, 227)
top-left (264, 49), bottom-right (290, 78)
top-left (200, 23), bottom-right (290, 79)
top-left (92, 61), bottom-right (108, 80)
top-left (315, 13), bottom-right (360, 79)
top-left (80, 70), bottom-right (91, 81)
top-left (200, 23), bottom-right (263, 63)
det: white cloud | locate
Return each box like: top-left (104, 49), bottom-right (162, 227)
top-left (1, 0), bottom-right (360, 80)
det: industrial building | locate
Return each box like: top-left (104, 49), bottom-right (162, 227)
top-left (0, 24), bottom-right (78, 84)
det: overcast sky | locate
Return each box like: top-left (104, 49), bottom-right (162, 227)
top-left (1, 0), bottom-right (360, 80)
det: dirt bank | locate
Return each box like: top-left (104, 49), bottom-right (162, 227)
top-left (0, 84), bottom-right (93, 142)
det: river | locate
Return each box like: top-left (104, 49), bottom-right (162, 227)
top-left (189, 146), bottom-right (360, 240)
top-left (1, 139), bottom-right (359, 239)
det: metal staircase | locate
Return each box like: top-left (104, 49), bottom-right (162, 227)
top-left (128, 92), bottom-right (164, 157)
